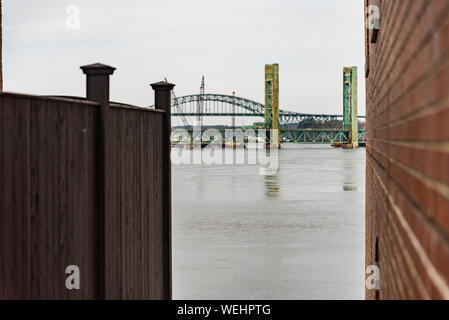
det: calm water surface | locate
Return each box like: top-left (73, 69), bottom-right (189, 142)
top-left (172, 144), bottom-right (365, 300)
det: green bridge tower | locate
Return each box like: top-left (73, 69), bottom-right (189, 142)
top-left (343, 66), bottom-right (358, 148)
top-left (265, 64), bottom-right (280, 148)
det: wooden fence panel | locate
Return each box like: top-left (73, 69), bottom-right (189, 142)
top-left (0, 88), bottom-right (170, 300)
top-left (105, 106), bottom-right (167, 299)
top-left (0, 93), bottom-right (100, 299)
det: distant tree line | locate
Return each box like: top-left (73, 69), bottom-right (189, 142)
top-left (283, 119), bottom-right (366, 130)
top-left (172, 120), bottom-right (366, 130)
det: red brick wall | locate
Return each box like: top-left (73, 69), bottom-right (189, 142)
top-left (365, 0), bottom-right (449, 299)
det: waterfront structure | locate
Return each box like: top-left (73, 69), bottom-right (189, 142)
top-left (343, 67), bottom-right (358, 148)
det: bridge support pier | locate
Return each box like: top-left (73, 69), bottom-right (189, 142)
top-left (343, 66), bottom-right (358, 149)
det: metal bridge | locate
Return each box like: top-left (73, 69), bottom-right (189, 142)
top-left (150, 65), bottom-right (365, 145)
top-left (149, 93), bottom-right (366, 144)
top-left (166, 93), bottom-right (361, 126)
top-left (151, 93), bottom-right (366, 144)
top-left (149, 66), bottom-right (368, 145)
top-left (175, 127), bottom-right (366, 145)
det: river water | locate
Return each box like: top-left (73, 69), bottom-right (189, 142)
top-left (172, 144), bottom-right (365, 300)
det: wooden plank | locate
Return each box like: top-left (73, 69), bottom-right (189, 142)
top-left (105, 109), bottom-right (121, 299)
top-left (147, 113), bottom-right (155, 299)
top-left (154, 114), bottom-right (164, 299)
top-left (14, 96), bottom-right (31, 299)
top-left (29, 98), bottom-right (39, 299)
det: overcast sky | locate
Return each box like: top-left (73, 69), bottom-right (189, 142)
top-left (4, 0), bottom-right (366, 125)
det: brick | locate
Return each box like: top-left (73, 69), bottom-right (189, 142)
top-left (366, 0), bottom-right (449, 300)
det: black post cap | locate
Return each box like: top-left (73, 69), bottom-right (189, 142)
top-left (151, 81), bottom-right (175, 91)
top-left (81, 63), bottom-right (116, 75)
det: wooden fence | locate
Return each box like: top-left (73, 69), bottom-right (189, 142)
top-left (0, 63), bottom-right (174, 299)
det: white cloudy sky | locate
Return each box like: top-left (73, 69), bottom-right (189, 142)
top-left (4, 0), bottom-right (366, 125)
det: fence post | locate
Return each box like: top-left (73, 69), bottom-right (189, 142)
top-left (81, 63), bottom-right (116, 112)
top-left (150, 81), bottom-right (175, 300)
top-left (81, 63), bottom-right (115, 300)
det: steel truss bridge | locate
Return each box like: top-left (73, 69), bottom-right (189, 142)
top-left (281, 129), bottom-right (366, 144)
top-left (168, 94), bottom-right (361, 125)
top-left (174, 128), bottom-right (366, 145)
top-left (150, 93), bottom-right (366, 144)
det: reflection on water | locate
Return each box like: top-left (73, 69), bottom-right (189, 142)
top-left (343, 185), bottom-right (358, 192)
top-left (173, 144), bottom-right (365, 300)
top-left (264, 174), bottom-right (280, 198)
top-left (343, 164), bottom-right (359, 191)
